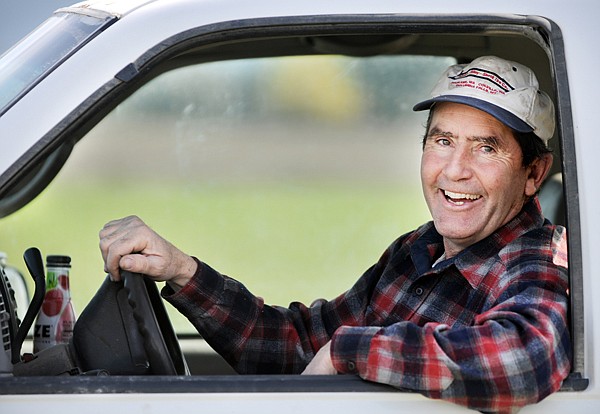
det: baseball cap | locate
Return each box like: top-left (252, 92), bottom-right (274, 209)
top-left (413, 56), bottom-right (555, 144)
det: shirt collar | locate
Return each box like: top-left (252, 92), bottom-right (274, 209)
top-left (410, 197), bottom-right (546, 288)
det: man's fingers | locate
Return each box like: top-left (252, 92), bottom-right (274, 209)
top-left (99, 216), bottom-right (152, 281)
top-left (119, 254), bottom-right (150, 274)
top-left (99, 215), bottom-right (193, 285)
top-left (105, 254), bottom-right (149, 282)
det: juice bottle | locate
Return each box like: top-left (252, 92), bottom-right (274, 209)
top-left (33, 255), bottom-right (76, 353)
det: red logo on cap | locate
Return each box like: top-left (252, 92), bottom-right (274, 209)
top-left (449, 68), bottom-right (514, 95)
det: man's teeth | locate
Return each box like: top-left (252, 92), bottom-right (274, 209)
top-left (444, 190), bottom-right (481, 204)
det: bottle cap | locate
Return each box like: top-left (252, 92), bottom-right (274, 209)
top-left (46, 255), bottom-right (71, 267)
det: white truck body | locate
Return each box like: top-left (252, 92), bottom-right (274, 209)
top-left (0, 0), bottom-right (598, 412)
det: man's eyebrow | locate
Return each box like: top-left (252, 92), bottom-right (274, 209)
top-left (426, 127), bottom-right (454, 138)
top-left (469, 135), bottom-right (501, 148)
top-left (425, 128), bottom-right (503, 148)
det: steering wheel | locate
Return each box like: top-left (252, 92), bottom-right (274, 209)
top-left (71, 271), bottom-right (188, 375)
top-left (122, 271), bottom-right (189, 375)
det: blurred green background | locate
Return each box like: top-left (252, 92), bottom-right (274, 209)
top-left (1, 179), bottom-right (429, 332)
top-left (0, 54), bottom-right (451, 332)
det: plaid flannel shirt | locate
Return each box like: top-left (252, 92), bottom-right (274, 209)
top-left (164, 197), bottom-right (571, 413)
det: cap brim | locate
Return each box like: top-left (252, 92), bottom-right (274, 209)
top-left (413, 95), bottom-right (533, 134)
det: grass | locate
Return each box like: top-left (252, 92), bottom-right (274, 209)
top-left (1, 179), bottom-right (429, 332)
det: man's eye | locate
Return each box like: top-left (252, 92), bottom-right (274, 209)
top-left (481, 145), bottom-right (495, 153)
top-left (437, 138), bottom-right (451, 146)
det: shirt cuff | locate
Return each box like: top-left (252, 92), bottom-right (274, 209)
top-left (161, 257), bottom-right (222, 307)
top-left (330, 325), bottom-right (381, 375)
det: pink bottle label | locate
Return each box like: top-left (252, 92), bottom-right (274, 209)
top-left (33, 267), bottom-right (76, 353)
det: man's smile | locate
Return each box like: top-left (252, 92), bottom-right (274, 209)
top-left (442, 189), bottom-right (482, 206)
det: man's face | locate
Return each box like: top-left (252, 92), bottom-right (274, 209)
top-left (420, 102), bottom-right (539, 257)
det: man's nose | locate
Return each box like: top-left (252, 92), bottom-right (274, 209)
top-left (443, 146), bottom-right (473, 181)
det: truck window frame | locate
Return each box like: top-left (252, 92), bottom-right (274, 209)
top-left (0, 12), bottom-right (587, 394)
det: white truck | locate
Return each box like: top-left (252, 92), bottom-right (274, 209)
top-left (0, 0), bottom-right (597, 412)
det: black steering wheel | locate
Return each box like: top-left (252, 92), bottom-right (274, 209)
top-left (122, 271), bottom-right (189, 375)
top-left (71, 271), bottom-right (188, 375)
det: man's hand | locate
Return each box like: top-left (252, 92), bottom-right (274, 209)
top-left (301, 341), bottom-right (337, 375)
top-left (99, 215), bottom-right (197, 288)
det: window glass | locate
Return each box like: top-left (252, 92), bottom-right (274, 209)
top-left (1, 54), bottom-right (455, 333)
top-left (0, 12), bottom-right (112, 114)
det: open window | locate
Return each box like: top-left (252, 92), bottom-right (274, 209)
top-left (0, 13), bottom-right (586, 392)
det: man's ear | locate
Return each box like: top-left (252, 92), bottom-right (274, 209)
top-left (525, 153), bottom-right (553, 197)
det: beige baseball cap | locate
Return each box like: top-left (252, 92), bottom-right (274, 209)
top-left (413, 56), bottom-right (555, 144)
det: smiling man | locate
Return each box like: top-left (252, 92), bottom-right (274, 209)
top-left (99, 56), bottom-right (571, 413)
top-left (420, 102), bottom-right (551, 258)
top-left (415, 57), bottom-right (555, 260)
